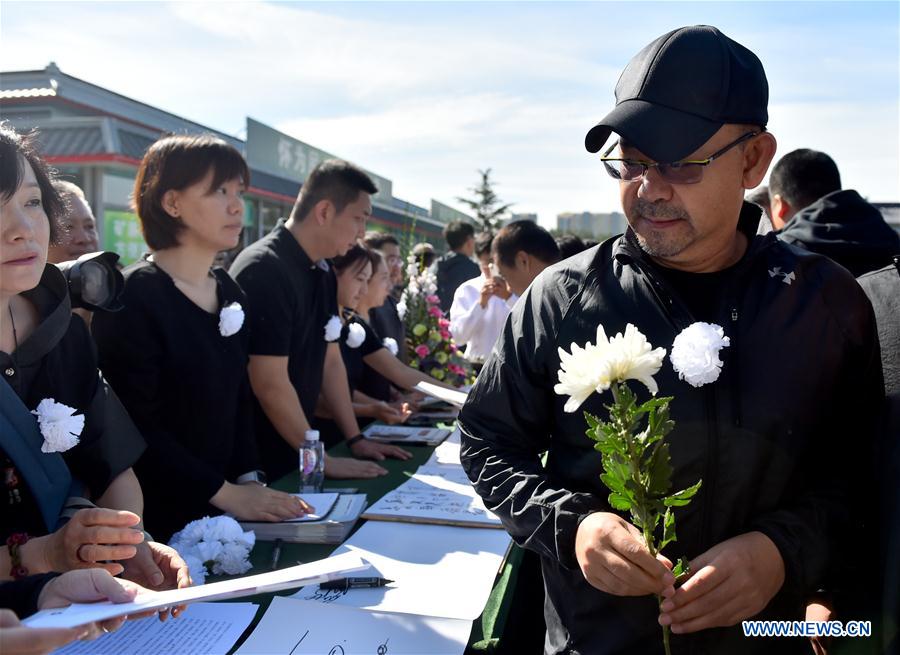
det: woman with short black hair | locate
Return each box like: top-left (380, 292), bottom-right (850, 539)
top-left (92, 134), bottom-right (311, 541)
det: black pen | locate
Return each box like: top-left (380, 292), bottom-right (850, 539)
top-left (270, 539), bottom-right (283, 570)
top-left (318, 577), bottom-right (394, 591)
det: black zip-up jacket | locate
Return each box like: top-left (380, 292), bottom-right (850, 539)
top-left (459, 205), bottom-right (883, 655)
top-left (777, 189), bottom-right (900, 277)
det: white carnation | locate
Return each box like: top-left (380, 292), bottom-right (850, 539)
top-left (211, 542), bottom-right (253, 576)
top-left (346, 322), bottom-right (366, 348)
top-left (168, 516), bottom-right (254, 583)
top-left (324, 315), bottom-right (342, 342)
top-left (194, 539), bottom-right (224, 564)
top-left (554, 324), bottom-right (666, 413)
top-left (181, 552), bottom-right (207, 585)
top-left (396, 299), bottom-right (407, 321)
top-left (218, 302), bottom-right (244, 337)
top-left (202, 515), bottom-right (245, 542)
top-left (670, 322), bottom-right (730, 387)
top-left (32, 398), bottom-right (84, 453)
top-left (382, 337), bottom-right (399, 356)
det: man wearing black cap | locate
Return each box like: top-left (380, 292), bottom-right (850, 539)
top-left (459, 25), bottom-right (883, 654)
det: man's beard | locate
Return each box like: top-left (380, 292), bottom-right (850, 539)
top-left (627, 199), bottom-right (694, 258)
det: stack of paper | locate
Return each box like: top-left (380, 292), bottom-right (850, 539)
top-left (362, 423), bottom-right (451, 446)
top-left (240, 494), bottom-right (367, 543)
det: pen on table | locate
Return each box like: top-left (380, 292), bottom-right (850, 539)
top-left (318, 577), bottom-right (394, 591)
top-left (270, 538), bottom-right (283, 570)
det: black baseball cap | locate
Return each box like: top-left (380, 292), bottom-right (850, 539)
top-left (584, 25), bottom-right (768, 162)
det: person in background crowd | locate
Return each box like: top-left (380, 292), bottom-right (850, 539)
top-left (459, 26), bottom-right (883, 654)
top-left (431, 221), bottom-right (479, 311)
top-left (325, 245), bottom-right (458, 435)
top-left (1, 568), bottom-right (168, 655)
top-left (92, 135), bottom-right (311, 541)
top-left (0, 124), bottom-right (188, 592)
top-left (363, 231), bottom-right (406, 363)
top-left (769, 148), bottom-right (900, 276)
top-left (449, 231), bottom-right (516, 365)
top-left (491, 220), bottom-right (560, 297)
top-left (46, 180), bottom-right (99, 264)
top-left (555, 234), bottom-right (588, 260)
top-left (411, 241), bottom-right (436, 271)
top-left (231, 159), bottom-right (410, 481)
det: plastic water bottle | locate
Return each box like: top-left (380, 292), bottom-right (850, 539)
top-left (299, 429), bottom-right (324, 494)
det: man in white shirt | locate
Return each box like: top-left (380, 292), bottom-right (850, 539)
top-left (449, 232), bottom-right (517, 364)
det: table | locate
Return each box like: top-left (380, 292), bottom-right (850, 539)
top-left (219, 441), bottom-right (545, 655)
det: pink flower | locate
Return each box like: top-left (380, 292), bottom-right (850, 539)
top-left (440, 329), bottom-right (450, 340)
top-left (428, 306), bottom-right (443, 318)
top-left (426, 295), bottom-right (440, 305)
top-left (415, 344), bottom-right (431, 358)
top-left (438, 318), bottom-right (450, 328)
top-left (448, 364), bottom-right (464, 376)
top-left (449, 344), bottom-right (458, 353)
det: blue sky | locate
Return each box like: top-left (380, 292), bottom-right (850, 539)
top-left (3, 1), bottom-right (898, 227)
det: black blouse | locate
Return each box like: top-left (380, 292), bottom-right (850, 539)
top-left (340, 309), bottom-right (386, 394)
top-left (0, 265), bottom-right (141, 541)
top-left (92, 260), bottom-right (259, 540)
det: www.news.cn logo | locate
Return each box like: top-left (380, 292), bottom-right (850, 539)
top-left (742, 620), bottom-right (872, 638)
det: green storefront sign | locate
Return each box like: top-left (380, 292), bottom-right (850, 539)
top-left (103, 209), bottom-right (147, 265)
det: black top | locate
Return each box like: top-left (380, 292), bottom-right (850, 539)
top-left (458, 204), bottom-right (883, 654)
top-left (92, 259), bottom-right (259, 541)
top-left (339, 309), bottom-right (386, 394)
top-left (0, 572), bottom-right (59, 618)
top-left (369, 296), bottom-right (406, 362)
top-left (432, 252), bottom-right (480, 311)
top-left (652, 259), bottom-right (742, 324)
top-left (1, 265), bottom-right (142, 541)
top-left (230, 221), bottom-right (339, 480)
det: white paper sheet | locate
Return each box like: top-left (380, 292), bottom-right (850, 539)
top-left (287, 492), bottom-right (339, 521)
top-left (413, 382), bottom-right (468, 408)
top-left (295, 521), bottom-right (510, 620)
top-left (363, 467), bottom-right (501, 528)
top-left (50, 602), bottom-right (257, 655)
top-left (25, 552), bottom-right (369, 630)
top-left (235, 596), bottom-right (472, 655)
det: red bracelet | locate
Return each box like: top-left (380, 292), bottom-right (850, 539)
top-left (7, 532), bottom-right (30, 580)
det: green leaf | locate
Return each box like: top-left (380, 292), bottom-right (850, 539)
top-left (645, 442), bottom-right (673, 498)
top-left (672, 557), bottom-right (691, 584)
top-left (599, 472), bottom-right (624, 494)
top-left (663, 479), bottom-right (703, 507)
top-left (659, 507), bottom-right (676, 550)
top-left (608, 492), bottom-right (632, 511)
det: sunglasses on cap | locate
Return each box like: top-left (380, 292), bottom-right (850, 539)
top-left (600, 130), bottom-right (760, 185)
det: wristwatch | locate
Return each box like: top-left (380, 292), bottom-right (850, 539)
top-left (346, 433), bottom-right (367, 447)
top-left (236, 470), bottom-right (268, 487)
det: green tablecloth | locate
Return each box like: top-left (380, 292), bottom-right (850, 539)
top-left (218, 442), bottom-right (537, 654)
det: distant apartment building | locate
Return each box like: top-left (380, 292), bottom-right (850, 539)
top-left (557, 211), bottom-right (627, 239)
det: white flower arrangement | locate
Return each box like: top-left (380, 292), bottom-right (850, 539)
top-left (168, 515), bottom-right (256, 585)
top-left (555, 324), bottom-right (667, 413)
top-left (324, 315), bottom-right (342, 342)
top-left (382, 337), bottom-right (399, 356)
top-left (32, 398), bottom-right (84, 453)
top-left (396, 300), bottom-right (407, 321)
top-left (218, 302), bottom-right (245, 337)
top-left (346, 322), bottom-right (366, 348)
top-left (670, 322), bottom-right (730, 388)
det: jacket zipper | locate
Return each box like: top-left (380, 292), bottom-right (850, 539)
top-left (729, 307), bottom-right (742, 428)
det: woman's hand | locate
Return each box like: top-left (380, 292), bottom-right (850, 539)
top-left (42, 509), bottom-right (144, 576)
top-left (324, 454), bottom-right (387, 479)
top-left (119, 540), bottom-right (192, 620)
top-left (210, 482), bottom-right (312, 522)
top-left (373, 401), bottom-right (411, 424)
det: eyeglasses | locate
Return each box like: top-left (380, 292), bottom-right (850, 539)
top-left (600, 131), bottom-right (760, 185)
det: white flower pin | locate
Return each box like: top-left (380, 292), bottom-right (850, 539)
top-left (324, 315), bottom-right (342, 342)
top-left (32, 398), bottom-right (84, 453)
top-left (382, 337), bottom-right (399, 356)
top-left (346, 322), bottom-right (366, 348)
top-left (670, 322), bottom-right (730, 387)
top-left (218, 302), bottom-right (244, 337)
top-left (554, 323), bottom-right (667, 413)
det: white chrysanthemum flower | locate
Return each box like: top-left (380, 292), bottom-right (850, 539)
top-left (212, 542), bottom-right (253, 576)
top-left (218, 302), bottom-right (244, 337)
top-left (346, 322), bottom-right (366, 348)
top-left (32, 398), bottom-right (84, 453)
top-left (181, 552), bottom-right (207, 585)
top-left (670, 322), bottom-right (730, 387)
top-left (382, 337), bottom-right (399, 356)
top-left (554, 324), bottom-right (666, 413)
top-left (323, 315), bottom-right (342, 342)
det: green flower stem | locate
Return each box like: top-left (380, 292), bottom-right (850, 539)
top-left (610, 383), bottom-right (672, 655)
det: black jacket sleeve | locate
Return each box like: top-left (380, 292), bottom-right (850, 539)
top-left (458, 268), bottom-right (604, 570)
top-left (0, 573), bottom-right (60, 618)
